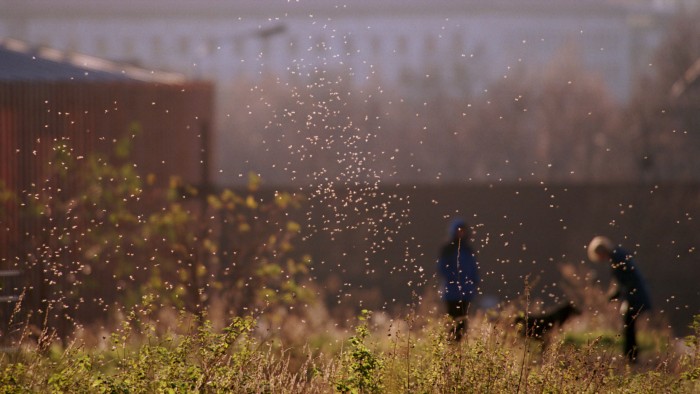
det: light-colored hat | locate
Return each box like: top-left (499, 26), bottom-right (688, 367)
top-left (587, 236), bottom-right (614, 263)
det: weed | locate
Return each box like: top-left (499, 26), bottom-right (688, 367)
top-left (335, 310), bottom-right (385, 393)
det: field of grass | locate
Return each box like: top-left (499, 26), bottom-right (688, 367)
top-left (1, 302), bottom-right (699, 394)
top-left (3, 136), bottom-right (699, 392)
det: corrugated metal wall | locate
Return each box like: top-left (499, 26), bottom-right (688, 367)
top-left (0, 80), bottom-right (213, 338)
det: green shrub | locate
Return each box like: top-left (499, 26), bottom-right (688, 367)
top-left (335, 310), bottom-right (385, 393)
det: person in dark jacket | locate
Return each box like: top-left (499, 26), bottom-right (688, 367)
top-left (588, 236), bottom-right (652, 362)
top-left (437, 219), bottom-right (480, 341)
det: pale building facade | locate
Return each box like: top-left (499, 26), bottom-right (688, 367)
top-left (0, 0), bottom-right (681, 185)
top-left (0, 1), bottom-right (673, 98)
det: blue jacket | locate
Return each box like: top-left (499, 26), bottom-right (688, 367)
top-left (610, 248), bottom-right (652, 311)
top-left (437, 226), bottom-right (480, 302)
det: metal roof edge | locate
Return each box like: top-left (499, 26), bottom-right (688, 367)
top-left (0, 37), bottom-right (187, 84)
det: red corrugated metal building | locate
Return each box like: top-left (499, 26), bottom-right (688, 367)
top-left (0, 38), bottom-right (214, 339)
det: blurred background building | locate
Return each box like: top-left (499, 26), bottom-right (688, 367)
top-left (0, 0), bottom-right (679, 98)
top-left (0, 0), bottom-right (691, 186)
top-left (0, 37), bottom-right (213, 339)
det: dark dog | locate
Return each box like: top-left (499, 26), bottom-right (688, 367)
top-left (514, 302), bottom-right (580, 340)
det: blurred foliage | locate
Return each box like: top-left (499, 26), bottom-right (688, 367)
top-left (143, 171), bottom-right (314, 319)
top-left (19, 136), bottom-right (146, 337)
top-left (12, 131), bottom-right (314, 336)
top-left (628, 7), bottom-right (700, 182)
top-left (210, 173), bottom-right (313, 316)
top-left (681, 315), bottom-right (700, 383)
top-left (0, 180), bottom-right (14, 217)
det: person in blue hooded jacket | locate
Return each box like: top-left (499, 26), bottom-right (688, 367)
top-left (437, 219), bottom-right (480, 341)
top-left (588, 236), bottom-right (652, 363)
